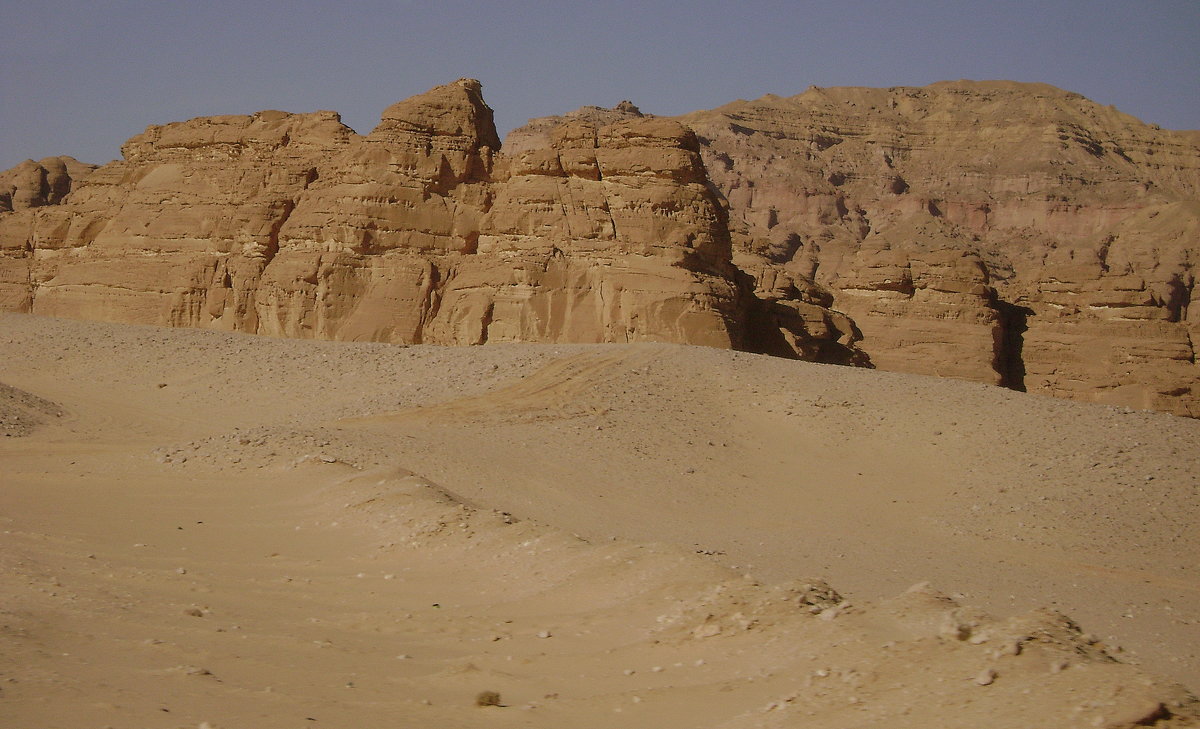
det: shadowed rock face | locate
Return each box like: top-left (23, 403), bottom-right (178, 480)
top-left (674, 81), bottom-right (1200, 416)
top-left (0, 79), bottom-right (862, 362)
top-left (0, 156), bottom-right (96, 214)
top-left (2, 79), bottom-right (1198, 415)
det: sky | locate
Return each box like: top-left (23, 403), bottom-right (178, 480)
top-left (1, 0), bottom-right (1198, 171)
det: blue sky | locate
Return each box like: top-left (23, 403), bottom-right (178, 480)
top-left (2, 0), bottom-right (1197, 170)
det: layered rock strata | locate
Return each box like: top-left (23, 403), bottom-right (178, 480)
top-left (672, 82), bottom-right (1200, 415)
top-left (4, 79), bottom-right (1198, 414)
top-left (0, 80), bottom-right (860, 362)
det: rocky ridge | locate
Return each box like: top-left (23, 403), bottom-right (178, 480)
top-left (2, 79), bottom-right (1198, 414)
top-left (0, 80), bottom-right (861, 364)
top-left (672, 81), bottom-right (1200, 415)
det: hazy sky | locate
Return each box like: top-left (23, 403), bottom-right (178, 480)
top-left (2, 0), bottom-right (1197, 171)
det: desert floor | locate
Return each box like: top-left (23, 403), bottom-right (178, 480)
top-left (2, 312), bottom-right (1198, 728)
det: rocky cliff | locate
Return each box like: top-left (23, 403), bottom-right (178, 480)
top-left (3, 79), bottom-right (1197, 415)
top-left (0, 80), bottom-right (860, 362)
top-left (671, 81), bottom-right (1200, 415)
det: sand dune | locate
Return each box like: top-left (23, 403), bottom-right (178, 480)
top-left (1, 313), bottom-right (1198, 727)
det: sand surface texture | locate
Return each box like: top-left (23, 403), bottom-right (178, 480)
top-left (2, 313), bottom-right (1198, 728)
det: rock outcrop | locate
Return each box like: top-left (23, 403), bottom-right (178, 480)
top-left (0, 156), bottom-right (95, 213)
top-left (0, 80), bottom-right (862, 361)
top-left (4, 79), bottom-right (1198, 415)
top-left (675, 81), bottom-right (1200, 415)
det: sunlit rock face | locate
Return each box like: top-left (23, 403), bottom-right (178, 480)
top-left (0, 79), bottom-right (865, 362)
top-left (675, 81), bottom-right (1200, 415)
top-left (4, 78), bottom-right (1199, 415)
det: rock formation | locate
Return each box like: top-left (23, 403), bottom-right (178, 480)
top-left (3, 79), bottom-right (1198, 415)
top-left (0, 80), bottom-right (861, 363)
top-left (673, 81), bottom-right (1200, 415)
top-left (0, 156), bottom-right (95, 213)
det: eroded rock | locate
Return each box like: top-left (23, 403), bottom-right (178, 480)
top-left (0, 81), bottom-right (862, 362)
top-left (678, 81), bottom-right (1200, 415)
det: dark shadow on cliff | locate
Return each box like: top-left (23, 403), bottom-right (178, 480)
top-left (738, 272), bottom-right (873, 368)
top-left (994, 300), bottom-right (1033, 392)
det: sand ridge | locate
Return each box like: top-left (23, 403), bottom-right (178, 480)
top-left (1, 313), bottom-right (1198, 727)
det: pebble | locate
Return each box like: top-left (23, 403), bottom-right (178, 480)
top-left (536, 630), bottom-right (552, 639)
top-left (975, 668), bottom-right (997, 686)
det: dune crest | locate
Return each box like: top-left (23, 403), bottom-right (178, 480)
top-left (1, 313), bottom-right (1198, 726)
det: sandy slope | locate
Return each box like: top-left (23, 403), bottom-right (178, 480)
top-left (1, 312), bottom-right (1198, 728)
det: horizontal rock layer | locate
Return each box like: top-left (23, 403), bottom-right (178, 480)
top-left (3, 79), bottom-right (1198, 415)
top-left (674, 81), bottom-right (1200, 415)
top-left (0, 80), bottom-right (861, 365)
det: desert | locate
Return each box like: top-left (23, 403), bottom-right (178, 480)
top-left (2, 75), bottom-right (1199, 728)
top-left (2, 310), bottom-right (1198, 728)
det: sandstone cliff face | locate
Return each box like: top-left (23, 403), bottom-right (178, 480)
top-left (0, 156), bottom-right (95, 213)
top-left (5, 80), bottom-right (1197, 415)
top-left (0, 109), bottom-right (353, 324)
top-left (0, 80), bottom-right (862, 361)
top-left (675, 81), bottom-right (1200, 415)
